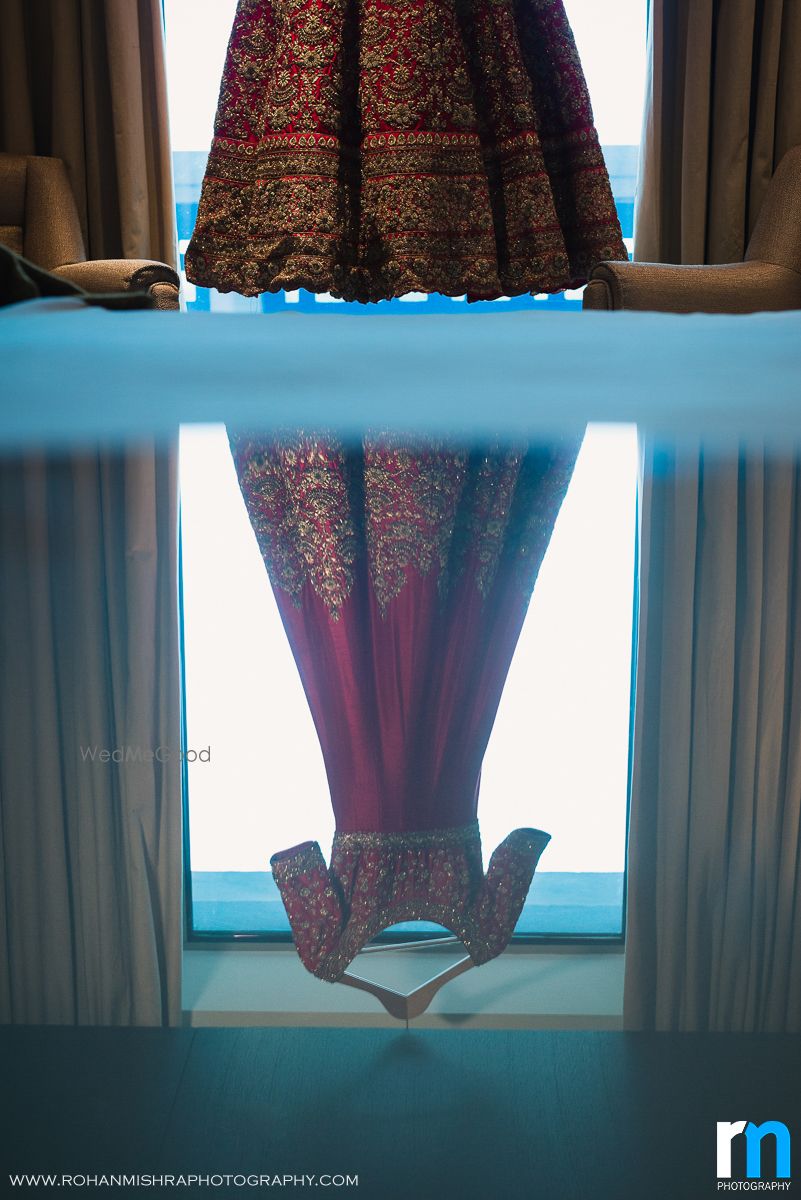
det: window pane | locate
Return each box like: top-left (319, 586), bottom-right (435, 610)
top-left (167, 1), bottom-right (646, 938)
top-left (479, 425), bottom-right (636, 934)
top-left (180, 425), bottom-right (637, 937)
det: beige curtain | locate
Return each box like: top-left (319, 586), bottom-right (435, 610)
top-left (0, 0), bottom-right (176, 267)
top-left (625, 1), bottom-right (801, 1031)
top-left (626, 443), bottom-right (801, 1031)
top-left (635, 0), bottom-right (801, 265)
top-left (0, 2), bottom-right (182, 1026)
top-left (0, 448), bottom-right (182, 1026)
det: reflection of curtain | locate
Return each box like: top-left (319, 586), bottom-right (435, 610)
top-left (0, 0), bottom-right (176, 267)
top-left (0, 449), bottom-right (182, 1025)
top-left (232, 432), bottom-right (580, 980)
top-left (626, 443), bottom-right (801, 1032)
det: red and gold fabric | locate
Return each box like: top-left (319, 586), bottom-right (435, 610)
top-left (185, 0), bottom-right (627, 302)
top-left (231, 433), bottom-right (580, 980)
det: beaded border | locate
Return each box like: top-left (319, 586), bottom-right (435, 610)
top-left (333, 822), bottom-right (480, 852)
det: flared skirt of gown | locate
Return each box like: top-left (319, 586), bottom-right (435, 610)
top-left (229, 431), bottom-right (581, 978)
top-left (185, 0), bottom-right (628, 302)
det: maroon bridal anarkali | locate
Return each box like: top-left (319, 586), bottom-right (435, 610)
top-left (185, 0), bottom-right (626, 302)
top-left (231, 433), bottom-right (580, 979)
top-left (191, 0), bottom-right (625, 981)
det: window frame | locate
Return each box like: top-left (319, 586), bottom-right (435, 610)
top-left (179, 475), bottom-right (638, 950)
top-left (169, 0), bottom-right (643, 951)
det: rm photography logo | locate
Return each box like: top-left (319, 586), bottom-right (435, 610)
top-left (717, 1121), bottom-right (792, 1192)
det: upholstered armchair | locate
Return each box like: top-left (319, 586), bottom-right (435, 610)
top-left (584, 145), bottom-right (801, 314)
top-left (0, 153), bottom-right (180, 310)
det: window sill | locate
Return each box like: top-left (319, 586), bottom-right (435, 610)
top-left (182, 942), bottom-right (625, 1029)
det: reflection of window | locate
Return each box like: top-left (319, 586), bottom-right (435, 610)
top-left (164, 0), bottom-right (645, 315)
top-left (166, 2), bottom-right (645, 942)
top-left (180, 424), bottom-right (638, 940)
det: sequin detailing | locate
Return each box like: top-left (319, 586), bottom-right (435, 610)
top-left (334, 822), bottom-right (479, 850)
top-left (230, 433), bottom-right (580, 617)
top-left (270, 824), bottom-right (550, 980)
top-left (364, 436), bottom-right (469, 611)
top-left (231, 433), bottom-right (359, 617)
top-left (184, 0), bottom-right (627, 302)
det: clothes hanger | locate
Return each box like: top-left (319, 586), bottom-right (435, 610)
top-left (338, 935), bottom-right (474, 1023)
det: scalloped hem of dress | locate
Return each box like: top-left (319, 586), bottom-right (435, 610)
top-left (270, 824), bottom-right (551, 981)
top-left (310, 902), bottom-right (514, 982)
top-left (183, 249), bottom-right (608, 305)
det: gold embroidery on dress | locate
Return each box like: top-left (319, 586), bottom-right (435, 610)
top-left (185, 0), bottom-right (628, 302)
top-left (230, 433), bottom-right (581, 618)
top-left (271, 824), bottom-right (548, 980)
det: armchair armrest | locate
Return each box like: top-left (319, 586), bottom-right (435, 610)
top-left (583, 259), bottom-right (801, 314)
top-left (51, 259), bottom-right (180, 310)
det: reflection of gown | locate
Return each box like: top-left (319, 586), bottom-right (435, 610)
top-left (231, 432), bottom-right (581, 980)
top-left (185, 0), bottom-right (627, 303)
